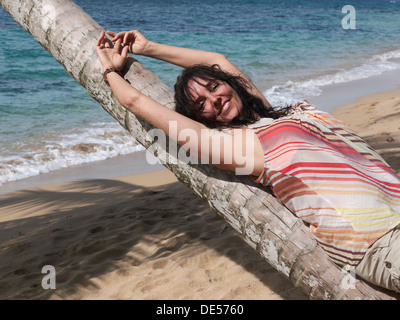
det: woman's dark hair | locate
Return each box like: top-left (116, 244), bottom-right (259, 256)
top-left (174, 64), bottom-right (289, 128)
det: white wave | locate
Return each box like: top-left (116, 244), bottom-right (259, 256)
top-left (0, 122), bottom-right (145, 186)
top-left (264, 48), bottom-right (400, 107)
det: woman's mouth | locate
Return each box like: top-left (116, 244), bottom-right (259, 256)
top-left (219, 100), bottom-right (230, 116)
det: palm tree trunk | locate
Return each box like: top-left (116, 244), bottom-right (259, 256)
top-left (1, 0), bottom-right (398, 300)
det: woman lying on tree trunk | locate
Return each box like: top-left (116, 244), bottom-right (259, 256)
top-left (96, 30), bottom-right (400, 293)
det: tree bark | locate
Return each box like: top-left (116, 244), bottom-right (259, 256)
top-left (1, 0), bottom-right (398, 300)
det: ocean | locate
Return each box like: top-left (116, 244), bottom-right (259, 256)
top-left (1, 0), bottom-right (400, 187)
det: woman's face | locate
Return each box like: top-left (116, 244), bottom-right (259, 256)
top-left (187, 77), bottom-right (243, 123)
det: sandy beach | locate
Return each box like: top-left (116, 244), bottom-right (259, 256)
top-left (1, 85), bottom-right (400, 300)
top-left (332, 86), bottom-right (400, 174)
top-left (0, 169), bottom-right (304, 300)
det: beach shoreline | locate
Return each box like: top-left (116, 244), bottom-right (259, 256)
top-left (1, 74), bottom-right (400, 299)
top-left (308, 68), bottom-right (400, 113)
top-left (0, 150), bottom-right (163, 196)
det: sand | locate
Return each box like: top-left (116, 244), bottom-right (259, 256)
top-left (0, 170), bottom-right (304, 300)
top-left (1, 86), bottom-right (400, 300)
top-left (332, 86), bottom-right (400, 174)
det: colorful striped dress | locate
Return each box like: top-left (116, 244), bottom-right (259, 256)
top-left (249, 101), bottom-right (400, 267)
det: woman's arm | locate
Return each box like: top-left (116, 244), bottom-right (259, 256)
top-left (109, 30), bottom-right (225, 68)
top-left (96, 32), bottom-right (265, 176)
top-left (109, 30), bottom-right (271, 108)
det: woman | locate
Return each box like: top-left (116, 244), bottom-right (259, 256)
top-left (96, 30), bottom-right (400, 293)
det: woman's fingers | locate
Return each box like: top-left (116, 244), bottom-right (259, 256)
top-left (97, 31), bottom-right (116, 50)
top-left (108, 30), bottom-right (124, 43)
top-left (121, 44), bottom-right (130, 58)
top-left (96, 31), bottom-right (105, 48)
top-left (106, 30), bottom-right (116, 37)
top-left (96, 31), bottom-right (110, 51)
top-left (123, 32), bottom-right (133, 46)
top-left (99, 30), bottom-right (131, 57)
top-left (116, 38), bottom-right (129, 60)
top-left (110, 31), bottom-right (126, 42)
top-left (114, 38), bottom-right (122, 51)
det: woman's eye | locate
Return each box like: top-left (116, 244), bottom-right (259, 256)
top-left (198, 101), bottom-right (205, 110)
top-left (211, 83), bottom-right (219, 91)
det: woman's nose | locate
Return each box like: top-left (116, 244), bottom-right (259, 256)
top-left (209, 94), bottom-right (221, 108)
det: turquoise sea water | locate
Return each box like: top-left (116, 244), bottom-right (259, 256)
top-left (1, 0), bottom-right (400, 185)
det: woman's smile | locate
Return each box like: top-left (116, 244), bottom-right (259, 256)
top-left (219, 99), bottom-right (231, 116)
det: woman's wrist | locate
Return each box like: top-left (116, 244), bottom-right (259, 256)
top-left (103, 67), bottom-right (122, 86)
top-left (102, 64), bottom-right (117, 72)
top-left (141, 41), bottom-right (156, 57)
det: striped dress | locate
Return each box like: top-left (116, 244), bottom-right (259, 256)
top-left (250, 101), bottom-right (400, 267)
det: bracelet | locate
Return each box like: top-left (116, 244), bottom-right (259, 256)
top-left (103, 67), bottom-right (122, 86)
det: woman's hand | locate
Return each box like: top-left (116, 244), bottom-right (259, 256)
top-left (96, 31), bottom-right (129, 72)
top-left (107, 30), bottom-right (150, 56)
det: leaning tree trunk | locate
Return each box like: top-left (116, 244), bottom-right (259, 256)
top-left (1, 0), bottom-right (398, 300)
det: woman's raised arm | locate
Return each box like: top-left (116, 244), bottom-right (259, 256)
top-left (108, 30), bottom-right (271, 108)
top-left (109, 30), bottom-right (228, 68)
